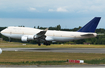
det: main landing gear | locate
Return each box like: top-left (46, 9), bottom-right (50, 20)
top-left (9, 37), bottom-right (11, 42)
top-left (38, 40), bottom-right (41, 46)
top-left (44, 42), bottom-right (51, 46)
top-left (37, 42), bottom-right (51, 46)
top-left (38, 43), bottom-right (41, 46)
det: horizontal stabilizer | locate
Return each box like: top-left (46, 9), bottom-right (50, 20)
top-left (97, 33), bottom-right (104, 35)
top-left (81, 34), bottom-right (94, 37)
top-left (78, 17), bottom-right (101, 32)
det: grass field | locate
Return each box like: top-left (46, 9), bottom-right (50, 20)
top-left (0, 51), bottom-right (105, 65)
top-left (0, 41), bottom-right (105, 48)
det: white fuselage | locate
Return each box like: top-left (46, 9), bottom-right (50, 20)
top-left (1, 27), bottom-right (97, 42)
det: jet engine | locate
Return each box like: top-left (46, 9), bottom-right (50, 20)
top-left (45, 36), bottom-right (53, 41)
top-left (21, 35), bottom-right (35, 42)
top-left (0, 48), bottom-right (2, 54)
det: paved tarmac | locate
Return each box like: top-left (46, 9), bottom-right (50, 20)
top-left (1, 48), bottom-right (105, 53)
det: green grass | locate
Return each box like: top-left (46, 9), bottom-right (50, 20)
top-left (1, 59), bottom-right (105, 65)
top-left (0, 61), bottom-right (67, 65)
top-left (85, 58), bottom-right (105, 64)
top-left (0, 51), bottom-right (105, 65)
top-left (0, 41), bottom-right (105, 48)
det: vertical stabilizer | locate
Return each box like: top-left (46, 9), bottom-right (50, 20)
top-left (78, 17), bottom-right (101, 32)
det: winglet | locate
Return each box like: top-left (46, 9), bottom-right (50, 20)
top-left (78, 17), bottom-right (101, 32)
top-left (44, 28), bottom-right (48, 31)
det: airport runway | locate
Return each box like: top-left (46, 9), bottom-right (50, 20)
top-left (2, 48), bottom-right (105, 53)
top-left (1, 48), bottom-right (105, 67)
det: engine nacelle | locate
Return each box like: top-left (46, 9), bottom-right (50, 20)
top-left (34, 35), bottom-right (37, 38)
top-left (45, 36), bottom-right (53, 41)
top-left (34, 34), bottom-right (40, 39)
top-left (0, 48), bottom-right (2, 54)
top-left (21, 35), bottom-right (34, 42)
top-left (27, 35), bottom-right (34, 40)
top-left (21, 36), bottom-right (28, 42)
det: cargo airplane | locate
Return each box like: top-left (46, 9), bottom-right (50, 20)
top-left (0, 17), bottom-right (101, 46)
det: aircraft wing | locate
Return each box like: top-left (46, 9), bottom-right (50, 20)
top-left (35, 28), bottom-right (48, 39)
top-left (37, 28), bottom-right (48, 36)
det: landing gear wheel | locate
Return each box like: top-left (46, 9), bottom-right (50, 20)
top-left (38, 43), bottom-right (41, 46)
top-left (44, 42), bottom-right (51, 46)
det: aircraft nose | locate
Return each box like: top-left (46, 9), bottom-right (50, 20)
top-left (0, 29), bottom-right (5, 35)
top-left (0, 30), bottom-right (3, 34)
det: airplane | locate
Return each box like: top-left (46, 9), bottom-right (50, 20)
top-left (0, 17), bottom-right (101, 46)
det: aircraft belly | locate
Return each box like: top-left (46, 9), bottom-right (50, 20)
top-left (52, 36), bottom-right (86, 41)
top-left (5, 33), bottom-right (22, 39)
top-left (10, 34), bottom-right (22, 39)
top-left (1, 33), bottom-right (11, 38)
top-left (53, 37), bottom-right (75, 41)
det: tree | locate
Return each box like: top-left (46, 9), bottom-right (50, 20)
top-left (37, 26), bottom-right (40, 29)
top-left (34, 26), bottom-right (36, 28)
top-left (57, 25), bottom-right (61, 30)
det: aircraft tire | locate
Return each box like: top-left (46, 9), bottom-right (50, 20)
top-left (38, 43), bottom-right (41, 46)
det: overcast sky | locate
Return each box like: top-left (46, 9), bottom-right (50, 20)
top-left (0, 0), bottom-right (105, 28)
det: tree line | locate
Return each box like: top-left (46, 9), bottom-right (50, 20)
top-left (0, 25), bottom-right (105, 44)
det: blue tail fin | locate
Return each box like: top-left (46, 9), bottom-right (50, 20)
top-left (78, 17), bottom-right (101, 32)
